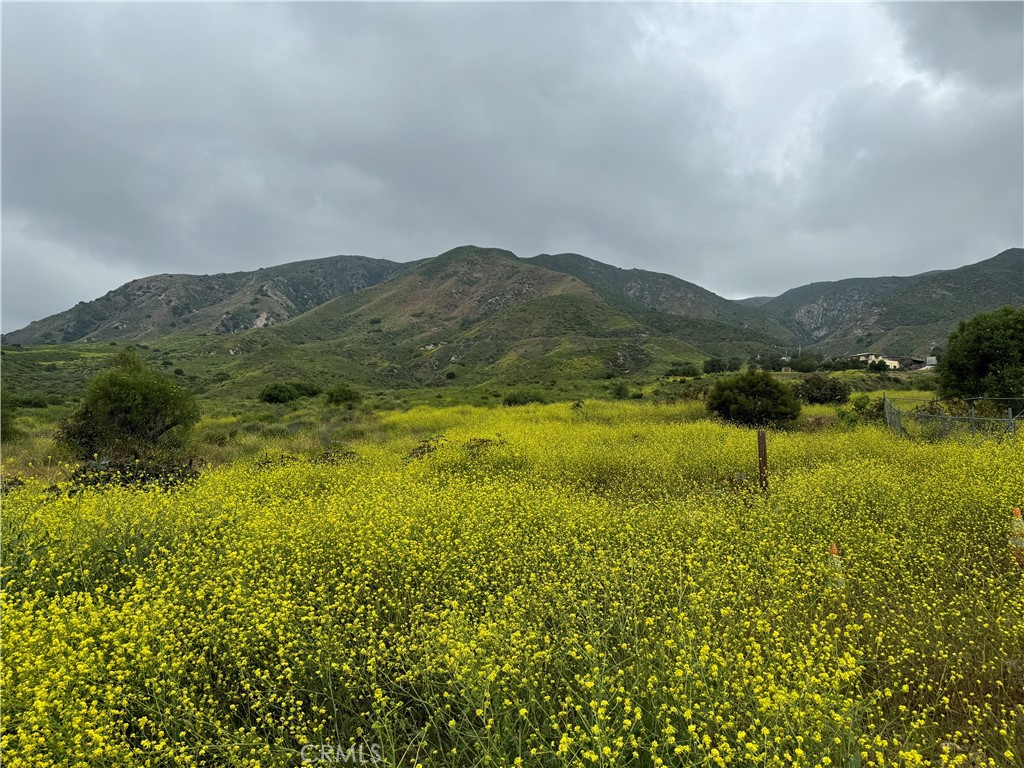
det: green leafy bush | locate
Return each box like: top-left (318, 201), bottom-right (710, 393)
top-left (706, 370), bottom-right (801, 427)
top-left (651, 378), bottom-right (713, 404)
top-left (5, 393), bottom-right (50, 409)
top-left (609, 381), bottom-right (630, 400)
top-left (702, 357), bottom-right (729, 374)
top-left (259, 381), bottom-right (322, 404)
top-left (325, 384), bottom-right (362, 406)
top-left (793, 373), bottom-right (851, 405)
top-left (503, 390), bottom-right (545, 407)
top-left (260, 384), bottom-right (299, 404)
top-left (666, 361), bottom-right (701, 378)
top-left (55, 349), bottom-right (200, 462)
top-left (837, 394), bottom-right (884, 427)
top-left (788, 354), bottom-right (821, 373)
top-left (938, 306), bottom-right (1024, 399)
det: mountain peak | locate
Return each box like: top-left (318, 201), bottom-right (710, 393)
top-left (413, 245), bottom-right (522, 280)
top-left (434, 245), bottom-right (519, 262)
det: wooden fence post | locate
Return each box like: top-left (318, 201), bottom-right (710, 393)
top-left (757, 430), bottom-right (768, 492)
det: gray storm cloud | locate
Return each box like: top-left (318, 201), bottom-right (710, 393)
top-left (2, 2), bottom-right (1021, 331)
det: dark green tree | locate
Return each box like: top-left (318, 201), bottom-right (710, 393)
top-left (789, 353), bottom-right (821, 373)
top-left (706, 369), bottom-right (801, 427)
top-left (937, 306), bottom-right (1024, 400)
top-left (56, 349), bottom-right (200, 461)
top-left (702, 357), bottom-right (728, 374)
top-left (794, 373), bottom-right (851, 405)
top-left (666, 361), bottom-right (701, 378)
top-left (259, 381), bottom-right (321, 404)
top-left (260, 383), bottom-right (299, 403)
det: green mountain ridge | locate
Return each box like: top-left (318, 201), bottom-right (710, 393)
top-left (759, 248), bottom-right (1023, 356)
top-left (734, 296), bottom-right (775, 308)
top-left (203, 246), bottom-right (760, 390)
top-left (526, 253), bottom-right (796, 342)
top-left (2, 245), bottom-right (1020, 395)
top-left (2, 254), bottom-right (407, 345)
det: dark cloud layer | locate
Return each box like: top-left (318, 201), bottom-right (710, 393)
top-left (889, 1), bottom-right (1024, 88)
top-left (3, 2), bottom-right (1021, 331)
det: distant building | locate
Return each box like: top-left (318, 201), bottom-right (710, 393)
top-left (908, 356), bottom-right (938, 371)
top-left (850, 353), bottom-right (901, 370)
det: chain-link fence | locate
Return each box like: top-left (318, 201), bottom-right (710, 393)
top-left (882, 395), bottom-right (1023, 439)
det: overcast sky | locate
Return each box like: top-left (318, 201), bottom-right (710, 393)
top-left (2, 2), bottom-right (1022, 332)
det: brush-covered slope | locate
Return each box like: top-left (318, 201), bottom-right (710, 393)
top-left (200, 246), bottom-right (782, 391)
top-left (527, 252), bottom-right (795, 341)
top-left (2, 254), bottom-right (407, 345)
top-left (761, 248), bottom-right (1023, 356)
top-left (733, 296), bottom-right (775, 308)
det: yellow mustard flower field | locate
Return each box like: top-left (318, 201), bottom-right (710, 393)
top-left (2, 402), bottom-right (1023, 767)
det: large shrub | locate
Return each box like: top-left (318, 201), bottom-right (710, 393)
top-left (259, 381), bottom-right (322, 404)
top-left (325, 384), bottom-right (362, 406)
top-left (793, 373), bottom-right (851, 405)
top-left (609, 381), bottom-right (630, 400)
top-left (55, 349), bottom-right (200, 462)
top-left (702, 357), bottom-right (728, 374)
top-left (6, 392), bottom-right (51, 409)
top-left (665, 361), bottom-right (701, 378)
top-left (503, 389), bottom-right (545, 407)
top-left (938, 306), bottom-right (1024, 400)
top-left (706, 369), bottom-right (801, 427)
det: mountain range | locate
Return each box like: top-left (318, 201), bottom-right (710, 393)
top-left (3, 246), bottom-right (1021, 389)
top-left (755, 248), bottom-right (1023, 355)
top-left (6, 254), bottom-right (406, 345)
